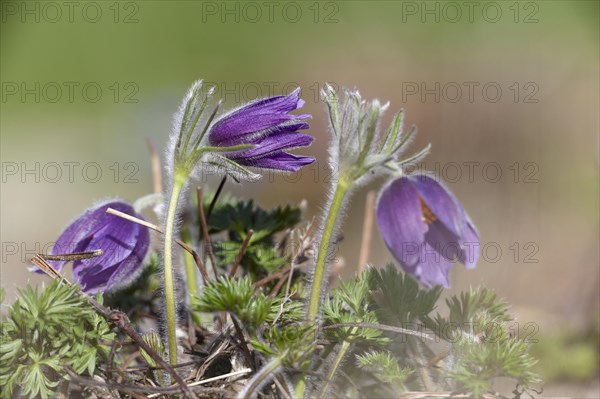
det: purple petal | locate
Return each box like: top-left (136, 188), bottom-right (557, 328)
top-left (410, 175), bottom-right (468, 239)
top-left (34, 199), bottom-right (150, 294)
top-left (457, 221), bottom-right (480, 268)
top-left (231, 122), bottom-right (310, 145)
top-left (76, 263), bottom-right (120, 293)
top-left (376, 177), bottom-right (427, 269)
top-left (209, 89), bottom-right (310, 145)
top-left (424, 220), bottom-right (462, 263)
top-left (105, 227), bottom-right (150, 291)
top-left (73, 210), bottom-right (149, 293)
top-left (415, 242), bottom-right (453, 288)
top-left (41, 201), bottom-right (133, 273)
top-left (75, 216), bottom-right (138, 269)
top-left (236, 152), bottom-right (315, 172)
top-left (229, 131), bottom-right (314, 160)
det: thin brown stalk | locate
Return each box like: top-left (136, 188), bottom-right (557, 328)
top-left (322, 322), bottom-right (433, 341)
top-left (206, 176), bottom-right (227, 220)
top-left (230, 315), bottom-right (256, 371)
top-left (253, 265), bottom-right (291, 288)
top-left (229, 229), bottom-right (253, 277)
top-left (269, 273), bottom-right (289, 298)
top-left (269, 221), bottom-right (316, 298)
top-left (357, 190), bottom-right (376, 274)
top-left (197, 187), bottom-right (219, 278)
top-left (145, 138), bottom-right (163, 194)
top-left (66, 368), bottom-right (226, 396)
top-left (39, 249), bottom-right (103, 262)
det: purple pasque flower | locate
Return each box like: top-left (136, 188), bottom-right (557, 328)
top-left (37, 200), bottom-right (150, 294)
top-left (376, 174), bottom-right (479, 288)
top-left (208, 88), bottom-right (315, 172)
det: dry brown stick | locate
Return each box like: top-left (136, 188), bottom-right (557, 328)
top-left (230, 315), bottom-right (256, 371)
top-left (269, 221), bottom-right (317, 297)
top-left (253, 265), bottom-right (291, 288)
top-left (106, 207), bottom-right (209, 282)
top-left (357, 190), bottom-right (376, 275)
top-left (101, 361), bottom-right (196, 373)
top-left (197, 187), bottom-right (219, 278)
top-left (322, 322), bottom-right (433, 341)
top-left (206, 176), bottom-right (227, 220)
top-left (145, 138), bottom-right (163, 194)
top-left (39, 249), bottom-right (103, 262)
top-left (106, 338), bottom-right (120, 383)
top-left (269, 273), bottom-right (289, 298)
top-left (66, 368), bottom-right (225, 396)
top-left (229, 229), bottom-right (253, 277)
top-left (31, 256), bottom-right (196, 399)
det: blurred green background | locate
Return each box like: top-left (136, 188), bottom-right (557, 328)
top-left (1, 1), bottom-right (598, 394)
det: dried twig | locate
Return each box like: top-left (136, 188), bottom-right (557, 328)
top-left (229, 230), bottom-right (253, 277)
top-left (398, 392), bottom-right (505, 399)
top-left (147, 368), bottom-right (251, 398)
top-left (145, 138), bottom-right (163, 194)
top-left (39, 249), bottom-right (103, 262)
top-left (357, 191), bottom-right (375, 274)
top-left (105, 338), bottom-right (120, 383)
top-left (253, 265), bottom-right (291, 288)
top-left (206, 175), bottom-right (227, 220)
top-left (322, 322), bottom-right (433, 341)
top-left (269, 274), bottom-right (289, 298)
top-left (230, 315), bottom-right (256, 371)
top-left (66, 368), bottom-right (226, 396)
top-left (269, 220), bottom-right (316, 298)
top-left (197, 187), bottom-right (219, 278)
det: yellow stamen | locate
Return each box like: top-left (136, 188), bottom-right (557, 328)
top-left (419, 197), bottom-right (437, 225)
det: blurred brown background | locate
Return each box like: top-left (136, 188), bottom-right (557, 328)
top-left (1, 1), bottom-right (598, 394)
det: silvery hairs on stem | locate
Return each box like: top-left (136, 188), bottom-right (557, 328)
top-left (306, 84), bottom-right (430, 321)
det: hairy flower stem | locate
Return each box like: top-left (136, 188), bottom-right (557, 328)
top-left (163, 174), bottom-right (186, 365)
top-left (307, 175), bottom-right (350, 320)
top-left (298, 175), bottom-right (350, 399)
top-left (317, 337), bottom-right (354, 399)
top-left (239, 354), bottom-right (285, 399)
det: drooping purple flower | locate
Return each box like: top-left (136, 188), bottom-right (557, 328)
top-left (208, 88), bottom-right (315, 172)
top-left (376, 175), bottom-right (480, 288)
top-left (34, 200), bottom-right (150, 294)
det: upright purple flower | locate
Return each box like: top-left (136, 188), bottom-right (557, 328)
top-left (208, 88), bottom-right (315, 172)
top-left (34, 200), bottom-right (150, 294)
top-left (376, 175), bottom-right (480, 288)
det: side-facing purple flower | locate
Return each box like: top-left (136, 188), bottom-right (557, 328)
top-left (376, 175), bottom-right (479, 288)
top-left (208, 88), bottom-right (315, 172)
top-left (35, 200), bottom-right (150, 294)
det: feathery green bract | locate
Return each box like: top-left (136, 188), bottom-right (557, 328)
top-left (207, 199), bottom-right (301, 242)
top-left (206, 199), bottom-right (301, 275)
top-left (0, 281), bottom-right (114, 399)
top-left (356, 350), bottom-right (412, 386)
top-left (429, 287), bottom-right (541, 396)
top-left (193, 276), bottom-right (303, 331)
top-left (323, 271), bottom-right (386, 343)
top-left (251, 323), bottom-right (316, 369)
top-left (366, 263), bottom-right (442, 325)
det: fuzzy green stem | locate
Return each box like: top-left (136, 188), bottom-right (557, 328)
top-left (307, 176), bottom-right (350, 321)
top-left (317, 338), bottom-right (353, 399)
top-left (298, 176), bottom-right (350, 399)
top-left (163, 174), bottom-right (186, 365)
top-left (240, 354), bottom-right (285, 399)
